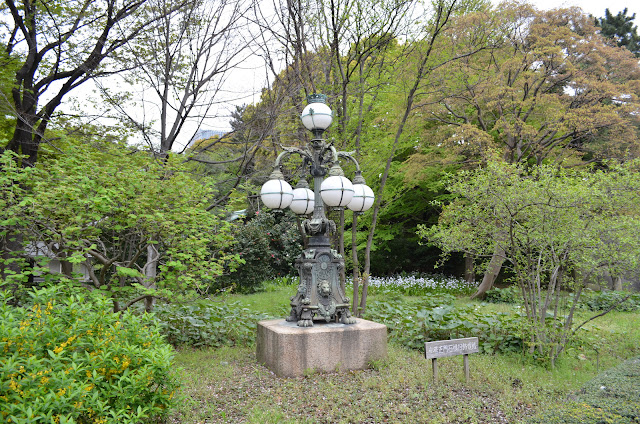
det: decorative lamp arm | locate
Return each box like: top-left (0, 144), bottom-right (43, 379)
top-left (269, 146), bottom-right (314, 179)
top-left (336, 150), bottom-right (361, 172)
top-left (274, 146), bottom-right (313, 167)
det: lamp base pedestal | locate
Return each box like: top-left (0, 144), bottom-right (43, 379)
top-left (256, 318), bottom-right (387, 377)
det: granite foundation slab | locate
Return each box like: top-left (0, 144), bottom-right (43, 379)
top-left (256, 318), bottom-right (387, 377)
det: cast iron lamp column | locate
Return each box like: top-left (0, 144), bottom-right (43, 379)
top-left (260, 94), bottom-right (374, 327)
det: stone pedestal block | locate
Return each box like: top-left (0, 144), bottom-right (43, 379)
top-left (256, 318), bottom-right (387, 377)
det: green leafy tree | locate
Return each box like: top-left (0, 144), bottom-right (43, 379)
top-left (1, 0), bottom-right (185, 166)
top-left (0, 143), bottom-right (239, 311)
top-left (248, 0), bottom-right (493, 313)
top-left (420, 161), bottom-right (640, 365)
top-left (420, 3), bottom-right (640, 297)
top-left (595, 8), bottom-right (640, 57)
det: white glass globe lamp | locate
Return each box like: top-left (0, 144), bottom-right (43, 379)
top-left (320, 175), bottom-right (354, 207)
top-left (260, 178), bottom-right (293, 209)
top-left (301, 94), bottom-right (333, 132)
top-left (289, 183), bottom-right (315, 215)
top-left (347, 183), bottom-right (375, 212)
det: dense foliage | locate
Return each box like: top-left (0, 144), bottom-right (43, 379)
top-left (422, 161), bottom-right (640, 364)
top-left (0, 287), bottom-right (177, 423)
top-left (0, 146), bottom-right (239, 310)
top-left (596, 8), bottom-right (640, 57)
top-left (218, 210), bottom-right (303, 293)
top-left (484, 286), bottom-right (521, 304)
top-left (363, 293), bottom-right (525, 355)
top-left (485, 286), bottom-right (640, 313)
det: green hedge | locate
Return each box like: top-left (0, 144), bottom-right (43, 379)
top-left (0, 287), bottom-right (178, 423)
top-left (529, 357), bottom-right (640, 423)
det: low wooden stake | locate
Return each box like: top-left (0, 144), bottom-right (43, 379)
top-left (463, 354), bottom-right (469, 383)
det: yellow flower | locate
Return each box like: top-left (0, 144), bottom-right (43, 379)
top-left (53, 346), bottom-right (63, 354)
top-left (56, 388), bottom-right (66, 396)
top-left (40, 377), bottom-right (50, 384)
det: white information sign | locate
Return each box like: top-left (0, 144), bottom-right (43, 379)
top-left (424, 337), bottom-right (479, 359)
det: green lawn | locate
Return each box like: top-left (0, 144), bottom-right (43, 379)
top-left (168, 288), bottom-right (640, 424)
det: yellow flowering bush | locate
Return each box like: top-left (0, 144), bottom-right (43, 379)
top-left (0, 287), bottom-right (178, 423)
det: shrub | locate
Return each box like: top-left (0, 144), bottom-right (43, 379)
top-left (154, 300), bottom-right (270, 348)
top-left (0, 287), bottom-right (177, 423)
top-left (484, 286), bottom-right (521, 304)
top-left (219, 210), bottom-right (303, 293)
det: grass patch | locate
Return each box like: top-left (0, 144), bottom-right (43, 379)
top-left (169, 341), bottom-right (640, 423)
top-left (224, 288), bottom-right (291, 318)
top-left (170, 321), bottom-right (640, 424)
top-left (170, 344), bottom-right (541, 423)
top-left (164, 280), bottom-right (640, 423)
top-left (528, 357), bottom-right (640, 423)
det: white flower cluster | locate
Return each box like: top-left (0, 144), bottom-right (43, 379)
top-left (355, 274), bottom-right (476, 294)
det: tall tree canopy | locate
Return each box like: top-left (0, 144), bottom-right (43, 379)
top-left (423, 4), bottom-right (640, 166)
top-left (407, 3), bottom-right (640, 296)
top-left (595, 8), bottom-right (640, 57)
top-left (1, 0), bottom-right (183, 166)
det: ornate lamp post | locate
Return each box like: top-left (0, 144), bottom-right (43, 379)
top-left (260, 94), bottom-right (374, 327)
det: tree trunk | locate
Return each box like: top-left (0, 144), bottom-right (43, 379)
top-left (60, 257), bottom-right (73, 279)
top-left (296, 216), bottom-right (309, 249)
top-left (143, 244), bottom-right (159, 312)
top-left (0, 230), bottom-right (24, 295)
top-left (471, 244), bottom-right (505, 299)
top-left (360, 1), bottom-right (458, 314)
top-left (613, 276), bottom-right (623, 291)
top-left (358, 272), bottom-right (369, 317)
top-left (464, 253), bottom-right (475, 283)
